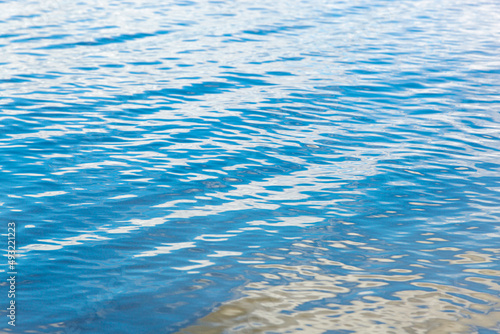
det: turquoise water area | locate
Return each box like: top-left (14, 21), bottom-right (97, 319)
top-left (1, 0), bottom-right (499, 333)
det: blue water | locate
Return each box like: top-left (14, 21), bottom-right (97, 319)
top-left (1, 0), bottom-right (500, 333)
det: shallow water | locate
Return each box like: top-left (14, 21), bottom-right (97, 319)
top-left (1, 0), bottom-right (499, 333)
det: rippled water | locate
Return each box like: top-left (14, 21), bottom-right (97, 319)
top-left (1, 0), bottom-right (500, 333)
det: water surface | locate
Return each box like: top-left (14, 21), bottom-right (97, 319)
top-left (1, 0), bottom-right (499, 333)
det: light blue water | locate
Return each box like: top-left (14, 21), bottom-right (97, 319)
top-left (1, 0), bottom-right (500, 333)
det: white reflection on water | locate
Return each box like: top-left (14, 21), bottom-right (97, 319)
top-left (133, 242), bottom-right (196, 258)
top-left (22, 233), bottom-right (111, 252)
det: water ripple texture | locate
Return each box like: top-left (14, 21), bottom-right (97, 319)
top-left (1, 0), bottom-right (499, 333)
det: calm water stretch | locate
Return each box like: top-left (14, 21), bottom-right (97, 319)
top-left (1, 0), bottom-right (499, 333)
